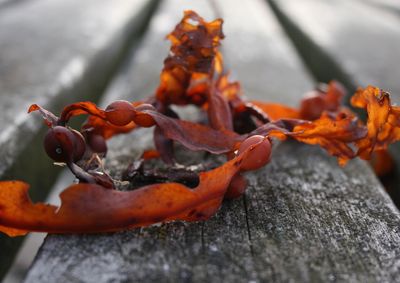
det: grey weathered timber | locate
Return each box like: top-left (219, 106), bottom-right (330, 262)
top-left (0, 0), bottom-right (159, 279)
top-left (244, 143), bottom-right (400, 282)
top-left (362, 0), bottom-right (400, 12)
top-left (270, 0), bottom-right (400, 103)
top-left (0, 0), bottom-right (16, 9)
top-left (219, 0), bottom-right (313, 105)
top-left (24, 0), bottom-right (400, 282)
top-left (268, 0), bottom-right (400, 204)
top-left (0, 0), bottom-right (157, 179)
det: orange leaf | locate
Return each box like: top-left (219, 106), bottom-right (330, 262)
top-left (0, 147), bottom-right (255, 236)
top-left (351, 86), bottom-right (400, 159)
top-left (250, 101), bottom-right (300, 120)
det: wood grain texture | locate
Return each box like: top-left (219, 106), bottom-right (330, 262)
top-left (23, 0), bottom-right (400, 282)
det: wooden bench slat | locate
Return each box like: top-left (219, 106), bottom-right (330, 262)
top-left (270, 0), bottom-right (400, 102)
top-left (23, 0), bottom-right (400, 282)
top-left (362, 0), bottom-right (400, 11)
top-left (269, 0), bottom-right (400, 211)
top-left (0, 0), bottom-right (159, 279)
top-left (0, 0), bottom-right (157, 178)
top-left (245, 143), bottom-right (400, 281)
top-left (220, 0), bottom-right (313, 105)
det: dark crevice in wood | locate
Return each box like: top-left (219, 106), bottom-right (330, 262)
top-left (243, 193), bottom-right (255, 257)
top-left (200, 221), bottom-right (205, 254)
top-left (266, 0), bottom-right (400, 209)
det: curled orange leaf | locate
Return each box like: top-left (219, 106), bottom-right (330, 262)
top-left (351, 86), bottom-right (400, 159)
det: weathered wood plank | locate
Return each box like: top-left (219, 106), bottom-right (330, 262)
top-left (245, 143), bottom-right (400, 282)
top-left (362, 0), bottom-right (400, 12)
top-left (268, 0), bottom-right (400, 205)
top-left (24, 0), bottom-right (400, 282)
top-left (0, 0), bottom-right (159, 279)
top-left (220, 0), bottom-right (313, 105)
top-left (269, 0), bottom-right (400, 102)
top-left (0, 0), bottom-right (158, 180)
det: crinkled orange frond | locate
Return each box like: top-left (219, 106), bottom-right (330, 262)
top-left (290, 112), bottom-right (366, 165)
top-left (351, 86), bottom-right (400, 159)
top-left (156, 10), bottom-right (224, 105)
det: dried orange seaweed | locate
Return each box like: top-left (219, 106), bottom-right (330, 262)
top-left (0, 145), bottom-right (254, 236)
top-left (289, 113), bottom-right (365, 165)
top-left (351, 86), bottom-right (400, 159)
top-left (32, 101), bottom-right (240, 154)
top-left (250, 102), bottom-right (300, 121)
top-left (370, 150), bottom-right (395, 177)
top-left (156, 10), bottom-right (224, 106)
top-left (1, 10), bottom-right (399, 237)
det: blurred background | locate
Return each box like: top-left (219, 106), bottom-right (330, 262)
top-left (1, 0), bottom-right (400, 282)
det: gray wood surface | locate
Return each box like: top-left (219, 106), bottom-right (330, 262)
top-left (362, 0), bottom-right (400, 12)
top-left (220, 0), bottom-right (313, 105)
top-left (0, 0), bottom-right (159, 279)
top-left (0, 0), bottom-right (157, 178)
top-left (269, 0), bottom-right (400, 206)
top-left (23, 0), bottom-right (400, 282)
top-left (271, 0), bottom-right (400, 103)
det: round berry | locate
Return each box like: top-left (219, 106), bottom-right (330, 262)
top-left (70, 129), bottom-right (86, 161)
top-left (87, 133), bottom-right (107, 154)
top-left (299, 91), bottom-right (325, 120)
top-left (225, 174), bottom-right (248, 199)
top-left (135, 103), bottom-right (156, 111)
top-left (238, 135), bottom-right (271, 171)
top-left (44, 126), bottom-right (76, 163)
top-left (133, 104), bottom-right (156, 127)
top-left (105, 100), bottom-right (135, 126)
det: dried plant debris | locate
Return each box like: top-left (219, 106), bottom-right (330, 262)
top-left (0, 11), bottom-right (399, 236)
